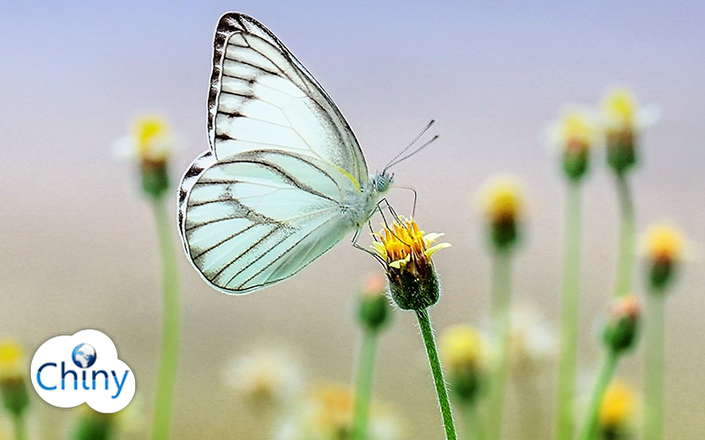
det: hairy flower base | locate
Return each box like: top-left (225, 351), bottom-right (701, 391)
top-left (388, 262), bottom-right (441, 310)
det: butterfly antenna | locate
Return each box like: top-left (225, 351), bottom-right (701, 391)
top-left (383, 119), bottom-right (435, 171)
top-left (385, 134), bottom-right (439, 170)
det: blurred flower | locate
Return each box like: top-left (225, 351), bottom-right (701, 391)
top-left (0, 341), bottom-right (30, 417)
top-left (0, 342), bottom-right (22, 380)
top-left (599, 380), bottom-right (637, 437)
top-left (548, 108), bottom-right (597, 180)
top-left (370, 217), bottom-right (450, 311)
top-left (276, 382), bottom-right (401, 440)
top-left (114, 114), bottom-right (177, 198)
top-left (479, 175), bottom-right (525, 250)
top-left (508, 307), bottom-right (557, 374)
top-left (600, 88), bottom-right (659, 174)
top-left (441, 325), bottom-right (483, 372)
top-left (224, 348), bottom-right (303, 408)
top-left (357, 273), bottom-right (392, 331)
top-left (440, 325), bottom-right (486, 403)
top-left (603, 295), bottom-right (641, 353)
top-left (115, 115), bottom-right (176, 165)
top-left (643, 223), bottom-right (688, 290)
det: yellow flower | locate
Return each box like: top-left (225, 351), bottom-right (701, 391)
top-left (600, 88), bottom-right (659, 174)
top-left (0, 341), bottom-right (23, 379)
top-left (550, 108), bottom-right (597, 153)
top-left (644, 224), bottom-right (685, 264)
top-left (114, 114), bottom-right (176, 165)
top-left (480, 175), bottom-right (524, 223)
top-left (602, 89), bottom-right (637, 133)
top-left (132, 115), bottom-right (173, 164)
top-left (440, 325), bottom-right (483, 372)
top-left (115, 114), bottom-right (177, 197)
top-left (370, 217), bottom-right (450, 310)
top-left (599, 380), bottom-right (637, 430)
top-left (371, 217), bottom-right (449, 270)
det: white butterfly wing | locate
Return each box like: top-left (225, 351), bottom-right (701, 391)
top-left (178, 13), bottom-right (371, 294)
top-left (208, 13), bottom-right (368, 184)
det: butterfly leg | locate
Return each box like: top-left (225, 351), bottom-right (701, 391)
top-left (393, 185), bottom-right (418, 218)
top-left (376, 198), bottom-right (416, 246)
top-left (351, 228), bottom-right (386, 265)
top-left (378, 198), bottom-right (402, 223)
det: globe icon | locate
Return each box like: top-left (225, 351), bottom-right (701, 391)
top-left (72, 343), bottom-right (97, 369)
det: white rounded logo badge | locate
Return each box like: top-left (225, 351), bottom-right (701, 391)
top-left (30, 329), bottom-right (135, 413)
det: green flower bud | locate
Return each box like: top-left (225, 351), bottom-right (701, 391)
top-left (141, 161), bottom-right (170, 199)
top-left (0, 377), bottom-right (30, 416)
top-left (563, 147), bottom-right (589, 181)
top-left (606, 132), bottom-right (637, 176)
top-left (357, 274), bottom-right (392, 331)
top-left (479, 175), bottom-right (524, 251)
top-left (603, 295), bottom-right (641, 353)
top-left (0, 342), bottom-right (30, 416)
top-left (73, 408), bottom-right (115, 440)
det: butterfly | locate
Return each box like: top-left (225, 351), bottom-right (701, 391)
top-left (177, 12), bottom-right (435, 294)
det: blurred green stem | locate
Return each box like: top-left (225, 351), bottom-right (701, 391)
top-left (644, 291), bottom-right (666, 440)
top-left (579, 350), bottom-right (619, 440)
top-left (353, 329), bottom-right (378, 440)
top-left (556, 181), bottom-right (582, 440)
top-left (486, 250), bottom-right (512, 440)
top-left (416, 309), bottom-right (459, 440)
top-left (13, 412), bottom-right (27, 440)
top-left (462, 401), bottom-right (483, 440)
top-left (614, 174), bottom-right (635, 298)
top-left (151, 197), bottom-right (181, 440)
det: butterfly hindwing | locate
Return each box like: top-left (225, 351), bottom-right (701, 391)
top-left (180, 150), bottom-right (359, 293)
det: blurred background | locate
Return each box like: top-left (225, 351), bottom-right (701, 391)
top-left (1, 0), bottom-right (704, 438)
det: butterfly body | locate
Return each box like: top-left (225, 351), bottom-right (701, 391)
top-left (178, 13), bottom-right (393, 294)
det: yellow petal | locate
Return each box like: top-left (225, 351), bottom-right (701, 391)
top-left (424, 232), bottom-right (445, 244)
top-left (389, 255), bottom-right (411, 269)
top-left (425, 243), bottom-right (451, 258)
top-left (370, 242), bottom-right (387, 258)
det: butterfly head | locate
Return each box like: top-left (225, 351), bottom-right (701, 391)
top-left (372, 171), bottom-right (394, 194)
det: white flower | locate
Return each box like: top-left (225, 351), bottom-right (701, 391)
top-left (508, 305), bottom-right (557, 374)
top-left (223, 348), bottom-right (303, 407)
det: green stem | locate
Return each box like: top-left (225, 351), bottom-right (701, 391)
top-left (644, 292), bottom-right (666, 440)
top-left (416, 309), bottom-right (459, 440)
top-left (353, 329), bottom-right (379, 440)
top-left (151, 197), bottom-right (181, 440)
top-left (613, 174), bottom-right (635, 298)
top-left (13, 412), bottom-right (27, 440)
top-left (461, 401), bottom-right (482, 440)
top-left (486, 250), bottom-right (512, 440)
top-left (556, 182), bottom-right (583, 440)
top-left (579, 350), bottom-right (620, 440)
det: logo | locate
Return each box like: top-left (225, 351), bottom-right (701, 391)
top-left (30, 329), bottom-right (135, 413)
top-left (72, 343), bottom-right (97, 369)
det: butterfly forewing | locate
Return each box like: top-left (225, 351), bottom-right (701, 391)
top-left (208, 13), bottom-right (368, 184)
